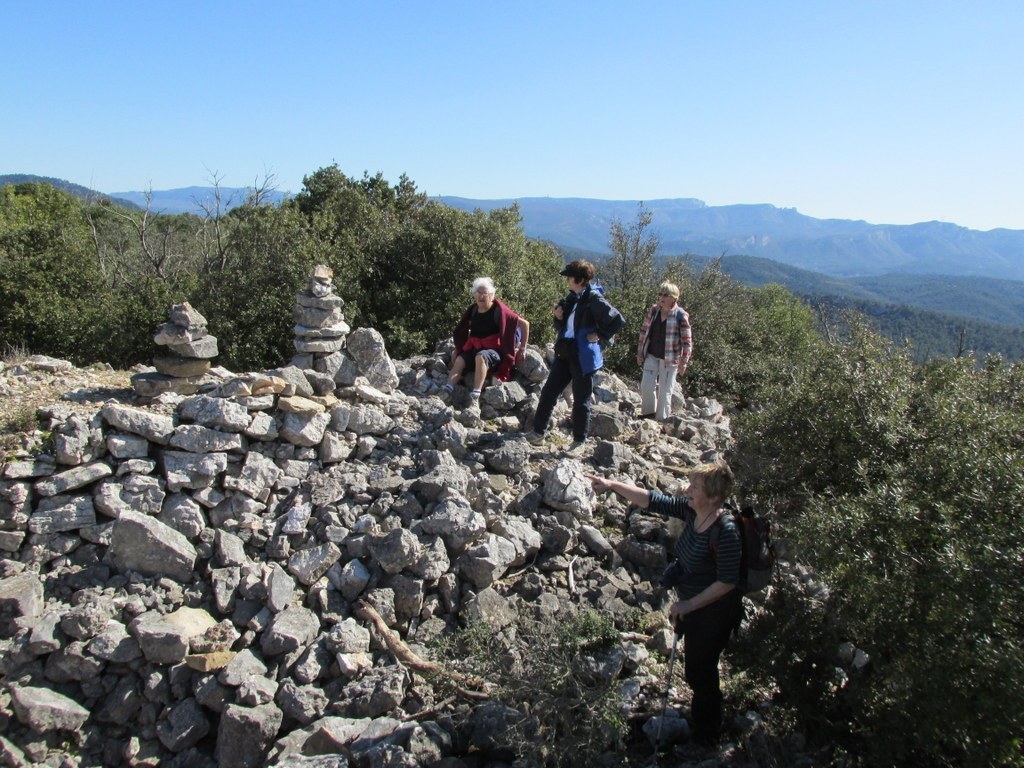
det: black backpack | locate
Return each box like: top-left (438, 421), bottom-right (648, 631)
top-left (709, 503), bottom-right (776, 594)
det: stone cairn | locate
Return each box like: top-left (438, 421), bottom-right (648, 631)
top-left (291, 266), bottom-right (349, 371)
top-left (132, 302), bottom-right (219, 398)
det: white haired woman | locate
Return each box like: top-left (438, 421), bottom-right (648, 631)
top-left (441, 277), bottom-right (530, 413)
top-left (636, 281), bottom-right (692, 421)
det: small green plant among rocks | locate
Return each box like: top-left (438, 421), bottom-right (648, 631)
top-left (435, 607), bottom-right (629, 767)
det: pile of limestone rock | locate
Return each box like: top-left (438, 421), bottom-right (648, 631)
top-left (133, 303), bottom-right (220, 399)
top-left (0, 324), bottom-right (757, 767)
top-left (291, 266), bottom-right (351, 371)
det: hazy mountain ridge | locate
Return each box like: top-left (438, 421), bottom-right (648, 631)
top-left (717, 255), bottom-right (1024, 327)
top-left (706, 255), bottom-right (1024, 360)
top-left (0, 174), bottom-right (142, 211)
top-left (110, 185), bottom-right (290, 214)
top-left (440, 196), bottom-right (1024, 282)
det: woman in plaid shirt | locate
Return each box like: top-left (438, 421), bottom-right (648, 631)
top-left (636, 281), bottom-right (692, 421)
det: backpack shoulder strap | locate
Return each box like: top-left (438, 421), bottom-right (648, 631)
top-left (707, 509), bottom-right (733, 554)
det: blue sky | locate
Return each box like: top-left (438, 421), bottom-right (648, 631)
top-left (3, 1), bottom-right (1023, 230)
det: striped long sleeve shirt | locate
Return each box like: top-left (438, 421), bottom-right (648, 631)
top-left (649, 491), bottom-right (741, 599)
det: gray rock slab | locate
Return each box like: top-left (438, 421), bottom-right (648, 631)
top-left (178, 394), bottom-right (251, 432)
top-left (154, 354), bottom-right (212, 378)
top-left (220, 648), bottom-right (269, 686)
top-left (216, 702), bottom-right (284, 768)
top-left (170, 424), bottom-right (245, 453)
top-left (101, 403), bottom-right (176, 444)
top-left (0, 573), bottom-right (44, 629)
top-left (2, 459), bottom-right (57, 479)
top-left (10, 685), bottom-right (90, 734)
top-left (106, 432), bottom-right (152, 459)
top-left (457, 533), bottom-right (517, 589)
top-left (29, 494), bottom-right (96, 533)
top-left (368, 528), bottom-right (422, 575)
top-left (87, 620), bottom-right (142, 662)
top-left (346, 328), bottom-right (398, 392)
top-left (420, 497), bottom-right (486, 553)
top-left (161, 449), bottom-right (229, 492)
top-left (131, 371), bottom-right (204, 397)
top-left (157, 696), bottom-right (212, 752)
top-left (34, 460), bottom-right (113, 497)
top-left (266, 365), bottom-right (315, 398)
top-left (167, 334), bottom-right (220, 359)
top-left (93, 474), bottom-right (165, 518)
top-left (261, 605), bottom-right (320, 656)
top-left (154, 321), bottom-right (206, 346)
top-left (109, 510), bottom-right (198, 582)
top-left (287, 542), bottom-right (341, 586)
top-left (279, 411), bottom-right (331, 447)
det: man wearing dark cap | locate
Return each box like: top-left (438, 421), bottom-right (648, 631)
top-left (525, 259), bottom-right (625, 455)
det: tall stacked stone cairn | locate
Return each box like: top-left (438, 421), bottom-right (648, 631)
top-left (0, 325), bottom-right (818, 766)
top-left (291, 266), bottom-right (350, 373)
top-left (132, 302), bottom-right (220, 398)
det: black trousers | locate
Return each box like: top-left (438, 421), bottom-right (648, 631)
top-left (533, 353), bottom-right (595, 441)
top-left (681, 592), bottom-right (742, 744)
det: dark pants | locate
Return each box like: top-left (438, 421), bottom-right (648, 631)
top-left (681, 592), bottom-right (742, 745)
top-left (533, 354), bottom-right (594, 441)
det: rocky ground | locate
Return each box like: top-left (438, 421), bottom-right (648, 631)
top-left (0, 343), bottom-right (804, 768)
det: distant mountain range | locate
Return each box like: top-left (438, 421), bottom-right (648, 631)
top-left (714, 255), bottom-right (1024, 327)
top-left (109, 186), bottom-right (289, 214)
top-left (7, 175), bottom-right (1020, 283)
top-left (438, 196), bottom-right (1024, 283)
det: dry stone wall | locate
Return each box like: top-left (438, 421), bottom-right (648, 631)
top-left (0, 323), bottom-right (737, 767)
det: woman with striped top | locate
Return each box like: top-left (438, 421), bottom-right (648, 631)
top-left (587, 461), bottom-right (742, 746)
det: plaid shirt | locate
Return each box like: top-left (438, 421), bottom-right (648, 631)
top-left (637, 304), bottom-right (692, 368)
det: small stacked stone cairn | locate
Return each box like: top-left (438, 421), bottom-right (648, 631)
top-left (131, 302), bottom-right (219, 398)
top-left (291, 265), bottom-right (350, 370)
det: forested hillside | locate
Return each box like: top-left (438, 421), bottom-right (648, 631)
top-left (720, 254), bottom-right (1024, 327)
top-left (0, 174), bottom-right (141, 211)
top-left (2, 172), bottom-right (1022, 767)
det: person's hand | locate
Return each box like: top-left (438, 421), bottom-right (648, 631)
top-left (586, 332), bottom-right (599, 343)
top-left (637, 354), bottom-right (644, 366)
top-left (669, 600), bottom-right (689, 630)
top-left (552, 304), bottom-right (564, 320)
top-left (515, 348), bottom-right (526, 363)
top-left (585, 473), bottom-right (610, 493)
top-left (678, 363), bottom-right (687, 374)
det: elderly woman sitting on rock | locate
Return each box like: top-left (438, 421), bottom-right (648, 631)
top-left (441, 277), bottom-right (530, 414)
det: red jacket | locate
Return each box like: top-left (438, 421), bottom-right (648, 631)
top-left (453, 299), bottom-right (522, 381)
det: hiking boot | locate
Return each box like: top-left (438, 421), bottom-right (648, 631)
top-left (465, 397), bottom-right (481, 418)
top-left (525, 430), bottom-right (546, 446)
top-left (564, 440), bottom-right (587, 458)
top-left (438, 385), bottom-right (454, 404)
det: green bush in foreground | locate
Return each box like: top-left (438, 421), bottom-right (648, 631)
top-left (434, 609), bottom-right (627, 767)
top-left (735, 325), bottom-right (1024, 767)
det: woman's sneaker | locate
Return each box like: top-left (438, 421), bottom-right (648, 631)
top-left (525, 430), bottom-right (546, 445)
top-left (564, 440), bottom-right (586, 458)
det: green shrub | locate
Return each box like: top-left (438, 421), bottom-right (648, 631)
top-left (734, 326), bottom-right (1024, 767)
top-left (434, 608), bottom-right (628, 767)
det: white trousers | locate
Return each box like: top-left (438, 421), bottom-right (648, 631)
top-left (640, 354), bottom-right (678, 421)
